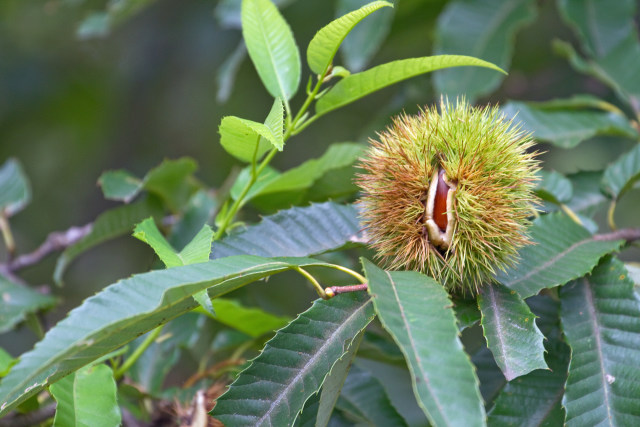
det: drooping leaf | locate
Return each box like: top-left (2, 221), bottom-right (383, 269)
top-left (363, 259), bottom-right (485, 427)
top-left (601, 143), bottom-right (640, 199)
top-left (337, 0), bottom-right (395, 72)
top-left (211, 202), bottom-right (365, 259)
top-left (219, 98), bottom-right (284, 163)
top-left (97, 170), bottom-right (143, 203)
top-left (0, 256), bottom-right (333, 415)
top-left (50, 364), bottom-right (121, 427)
top-left (242, 0), bottom-right (300, 100)
top-left (211, 293), bottom-right (376, 426)
top-left (496, 212), bottom-right (625, 298)
top-left (0, 275), bottom-right (56, 334)
top-left (307, 1), bottom-right (393, 75)
top-left (315, 55), bottom-right (505, 115)
top-left (334, 364), bottom-right (408, 426)
top-left (478, 283), bottom-right (547, 381)
top-left (502, 101), bottom-right (638, 148)
top-left (54, 196), bottom-right (163, 284)
top-left (0, 158), bottom-right (31, 216)
top-left (433, 0), bottom-right (537, 102)
top-left (560, 256), bottom-right (640, 426)
top-left (315, 329), bottom-right (364, 427)
top-left (536, 169), bottom-right (573, 204)
top-left (196, 298), bottom-right (290, 338)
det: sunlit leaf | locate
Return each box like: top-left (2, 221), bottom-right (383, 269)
top-left (601, 143), bottom-right (640, 199)
top-left (242, 0), bottom-right (300, 100)
top-left (315, 55), bottom-right (505, 115)
top-left (479, 283), bottom-right (547, 381)
top-left (560, 256), bottom-right (640, 426)
top-left (433, 0), bottom-right (537, 102)
top-left (0, 274), bottom-right (56, 334)
top-left (363, 259), bottom-right (485, 427)
top-left (307, 1), bottom-right (392, 75)
top-left (211, 293), bottom-right (375, 426)
top-left (0, 158), bottom-right (31, 217)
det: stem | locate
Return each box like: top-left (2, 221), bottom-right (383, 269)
top-left (560, 204), bottom-right (583, 226)
top-left (608, 200), bottom-right (618, 230)
top-left (325, 263), bottom-right (367, 283)
top-left (324, 283), bottom-right (369, 298)
top-left (593, 227), bottom-right (640, 243)
top-left (114, 325), bottom-right (164, 380)
top-left (0, 212), bottom-right (15, 257)
top-left (293, 266), bottom-right (327, 299)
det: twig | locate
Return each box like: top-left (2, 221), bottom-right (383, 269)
top-left (324, 283), bottom-right (369, 298)
top-left (1, 223), bottom-right (92, 272)
top-left (0, 403), bottom-right (56, 427)
top-left (593, 228), bottom-right (640, 243)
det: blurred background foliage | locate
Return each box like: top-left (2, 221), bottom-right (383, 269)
top-left (1, 0), bottom-right (639, 358)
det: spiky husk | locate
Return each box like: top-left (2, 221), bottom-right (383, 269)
top-left (357, 98), bottom-right (540, 294)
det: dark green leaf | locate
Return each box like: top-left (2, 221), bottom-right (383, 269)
top-left (363, 259), bottom-right (485, 427)
top-left (0, 275), bottom-right (56, 334)
top-left (50, 364), bottom-right (121, 427)
top-left (211, 293), bottom-right (375, 426)
top-left (357, 329), bottom-right (405, 365)
top-left (536, 170), bottom-right (573, 204)
top-left (307, 1), bottom-right (392, 75)
top-left (315, 55), bottom-right (505, 115)
top-left (142, 157), bottom-right (199, 212)
top-left (76, 0), bottom-right (158, 39)
top-left (453, 298), bottom-right (481, 331)
top-left (97, 170), bottom-right (142, 203)
top-left (566, 171), bottom-right (607, 217)
top-left (560, 256), bottom-right (640, 426)
top-left (196, 298), bottom-right (290, 338)
top-left (502, 101), bottom-right (638, 148)
top-left (0, 256), bottom-right (333, 415)
top-left (479, 283), bottom-right (547, 381)
top-left (0, 158), bottom-right (31, 216)
top-left (242, 0), bottom-right (300, 100)
top-left (601, 143), bottom-right (640, 199)
top-left (472, 346), bottom-right (506, 408)
top-left (433, 0), bottom-right (537, 102)
top-left (496, 213), bottom-right (625, 298)
top-left (211, 202), bottom-right (365, 259)
top-left (217, 41), bottom-right (247, 103)
top-left (54, 196), bottom-right (163, 284)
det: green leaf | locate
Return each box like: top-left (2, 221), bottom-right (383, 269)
top-left (357, 330), bottom-right (405, 365)
top-left (566, 171), bottom-right (607, 217)
top-left (478, 283), bottom-right (547, 381)
top-left (0, 158), bottom-right (31, 216)
top-left (363, 259), bottom-right (485, 427)
top-left (433, 0), bottom-right (537, 102)
top-left (0, 348), bottom-right (15, 377)
top-left (536, 170), bottom-right (573, 204)
top-left (337, 0), bottom-right (395, 72)
top-left (219, 98), bottom-right (284, 163)
top-left (335, 364), bottom-right (408, 426)
top-left (242, 0), bottom-right (300, 100)
top-left (307, 1), bottom-right (392, 75)
top-left (50, 364), bottom-right (121, 427)
top-left (54, 196), bottom-right (163, 285)
top-left (97, 170), bottom-right (143, 203)
top-left (0, 256), bottom-right (333, 415)
top-left (560, 256), bottom-right (640, 426)
top-left (502, 101), bottom-right (638, 148)
top-left (496, 213), bottom-right (625, 298)
top-left (453, 298), bottom-right (481, 331)
top-left (315, 329), bottom-right (364, 427)
top-left (602, 143), bottom-right (640, 199)
top-left (472, 346), bottom-right (506, 408)
top-left (315, 55), bottom-right (505, 116)
top-left (211, 202), bottom-right (365, 259)
top-left (168, 189), bottom-right (217, 251)
top-left (133, 218), bottom-right (183, 268)
top-left (211, 293), bottom-right (376, 426)
top-left (196, 298), bottom-right (290, 338)
top-left (216, 41), bottom-right (247, 103)
top-left (0, 274), bottom-right (56, 334)
top-left (76, 0), bottom-right (158, 39)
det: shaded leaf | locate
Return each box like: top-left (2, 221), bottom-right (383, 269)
top-left (219, 98), bottom-right (284, 163)
top-left (315, 55), bottom-right (505, 115)
top-left (472, 345), bottom-right (505, 408)
top-left (97, 170), bottom-right (142, 203)
top-left (479, 283), bottom-right (547, 381)
top-left (536, 169), bottom-right (573, 204)
top-left (54, 196), bottom-right (163, 284)
top-left (211, 293), bottom-right (376, 426)
top-left (0, 256), bottom-right (333, 415)
top-left (560, 256), bottom-right (640, 426)
top-left (496, 213), bottom-right (625, 298)
top-left (196, 298), bottom-right (290, 338)
top-left (433, 0), bottom-right (537, 102)
top-left (357, 329), bottom-right (405, 365)
top-left (242, 0), bottom-right (300, 100)
top-left (566, 170), bottom-right (607, 217)
top-left (502, 101), bottom-right (638, 148)
top-left (0, 158), bottom-right (31, 216)
top-left (217, 41), bottom-right (247, 103)
top-left (601, 143), bottom-right (640, 199)
top-left (76, 0), bottom-right (158, 39)
top-left (50, 364), bottom-right (121, 427)
top-left (363, 259), bottom-right (485, 427)
top-left (0, 275), bottom-right (56, 334)
top-left (307, 1), bottom-right (392, 75)
top-left (453, 298), bottom-right (481, 331)
top-left (211, 202), bottom-right (365, 259)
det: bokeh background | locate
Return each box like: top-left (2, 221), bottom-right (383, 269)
top-left (2, 0), bottom-right (639, 355)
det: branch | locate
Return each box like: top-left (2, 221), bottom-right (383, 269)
top-left (593, 228), bottom-right (640, 243)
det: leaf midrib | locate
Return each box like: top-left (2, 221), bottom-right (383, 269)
top-left (484, 285), bottom-right (513, 380)
top-left (254, 1), bottom-right (288, 100)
